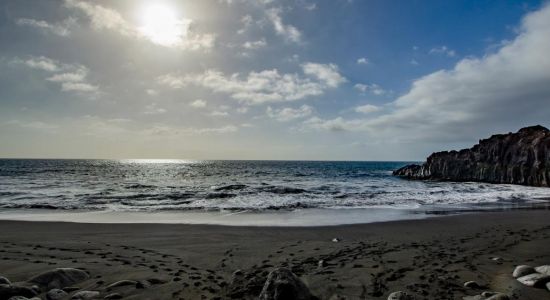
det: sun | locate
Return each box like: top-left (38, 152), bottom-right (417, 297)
top-left (138, 4), bottom-right (186, 47)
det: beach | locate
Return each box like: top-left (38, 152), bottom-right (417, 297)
top-left (1, 209), bottom-right (549, 299)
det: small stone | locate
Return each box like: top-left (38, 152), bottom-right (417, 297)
top-left (535, 265), bottom-right (550, 275)
top-left (464, 281), bottom-right (481, 289)
top-left (107, 280), bottom-right (137, 289)
top-left (46, 288), bottom-right (68, 300)
top-left (462, 296), bottom-right (483, 300)
top-left (71, 290), bottom-right (100, 299)
top-left (29, 268), bottom-right (90, 290)
top-left (516, 273), bottom-right (550, 288)
top-left (104, 293), bottom-right (123, 299)
top-left (0, 276), bottom-right (11, 285)
top-left (486, 293), bottom-right (510, 300)
top-left (318, 260), bottom-right (326, 268)
top-left (546, 282), bottom-right (550, 292)
top-left (512, 265), bottom-right (536, 278)
top-left (332, 238), bottom-right (341, 243)
top-left (491, 257), bottom-right (503, 262)
top-left (387, 291), bottom-right (414, 300)
top-left (481, 291), bottom-right (496, 297)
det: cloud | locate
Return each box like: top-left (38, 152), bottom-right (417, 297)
top-left (353, 83), bottom-right (386, 95)
top-left (22, 56), bottom-right (60, 72)
top-left (143, 103), bottom-right (167, 115)
top-left (306, 4), bottom-right (550, 144)
top-left (356, 57), bottom-right (369, 65)
top-left (429, 45), bottom-right (456, 57)
top-left (18, 56), bottom-right (99, 95)
top-left (267, 104), bottom-right (313, 121)
top-left (15, 18), bottom-right (74, 36)
top-left (301, 63), bottom-right (346, 88)
top-left (209, 110), bottom-right (229, 117)
top-left (303, 117), bottom-right (361, 132)
top-left (4, 120), bottom-right (58, 132)
top-left (243, 38), bottom-right (267, 49)
top-left (266, 8), bottom-right (301, 43)
top-left (190, 99), bottom-right (207, 108)
top-left (354, 104), bottom-right (381, 114)
top-left (158, 62), bottom-right (346, 104)
top-left (64, 0), bottom-right (214, 51)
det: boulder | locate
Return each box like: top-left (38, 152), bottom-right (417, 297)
top-left (71, 290), bottom-right (100, 299)
top-left (0, 276), bottom-right (11, 285)
top-left (387, 291), bottom-right (414, 300)
top-left (516, 273), bottom-right (550, 288)
top-left (0, 285), bottom-right (38, 299)
top-left (47, 288), bottom-right (68, 300)
top-left (259, 268), bottom-right (313, 300)
top-left (29, 268), bottom-right (90, 290)
top-left (393, 125), bottom-right (550, 187)
top-left (512, 265), bottom-right (536, 278)
top-left (535, 265), bottom-right (550, 275)
top-left (8, 297), bottom-right (41, 300)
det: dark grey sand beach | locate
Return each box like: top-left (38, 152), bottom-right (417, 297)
top-left (1, 210), bottom-right (549, 300)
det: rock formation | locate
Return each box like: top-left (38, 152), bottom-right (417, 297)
top-left (393, 125), bottom-right (550, 187)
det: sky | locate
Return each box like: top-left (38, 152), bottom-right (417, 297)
top-left (1, 0), bottom-right (549, 160)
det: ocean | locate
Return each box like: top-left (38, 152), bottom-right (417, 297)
top-left (1, 159), bottom-right (549, 214)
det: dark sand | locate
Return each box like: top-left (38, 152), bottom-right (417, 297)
top-left (1, 210), bottom-right (550, 299)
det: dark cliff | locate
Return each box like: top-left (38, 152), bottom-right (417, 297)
top-left (393, 125), bottom-right (550, 187)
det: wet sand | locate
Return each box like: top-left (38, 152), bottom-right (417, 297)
top-left (1, 209), bottom-right (549, 299)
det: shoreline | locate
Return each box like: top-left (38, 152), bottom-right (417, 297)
top-left (1, 209), bottom-right (549, 299)
top-left (0, 203), bottom-right (548, 227)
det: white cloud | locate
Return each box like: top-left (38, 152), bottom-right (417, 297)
top-left (266, 8), bottom-right (301, 43)
top-left (354, 104), bottom-right (381, 114)
top-left (16, 18), bottom-right (74, 36)
top-left (429, 45), bottom-right (456, 57)
top-left (144, 103), bottom-right (167, 115)
top-left (306, 4), bottom-right (550, 144)
top-left (159, 62), bottom-right (346, 104)
top-left (190, 99), bottom-right (207, 108)
top-left (356, 57), bottom-right (369, 65)
top-left (209, 110), bottom-right (229, 117)
top-left (353, 83), bottom-right (386, 95)
top-left (301, 63), bottom-right (346, 88)
top-left (64, 0), bottom-right (214, 51)
top-left (243, 38), bottom-right (267, 50)
top-left (22, 56), bottom-right (60, 72)
top-left (267, 105), bottom-right (313, 121)
top-left (18, 56), bottom-right (99, 95)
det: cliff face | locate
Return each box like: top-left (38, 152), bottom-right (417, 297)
top-left (393, 125), bottom-right (550, 187)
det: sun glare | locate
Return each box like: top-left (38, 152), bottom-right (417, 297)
top-left (138, 4), bottom-right (185, 47)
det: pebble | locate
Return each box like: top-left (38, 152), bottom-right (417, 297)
top-left (29, 268), bottom-right (90, 290)
top-left (516, 273), bottom-right (550, 288)
top-left (71, 290), bottom-right (100, 299)
top-left (387, 291), bottom-right (414, 300)
top-left (107, 280), bottom-right (137, 289)
top-left (512, 265), bottom-right (535, 278)
top-left (104, 293), bottom-right (123, 299)
top-left (46, 288), bottom-right (68, 300)
top-left (464, 281), bottom-right (481, 289)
